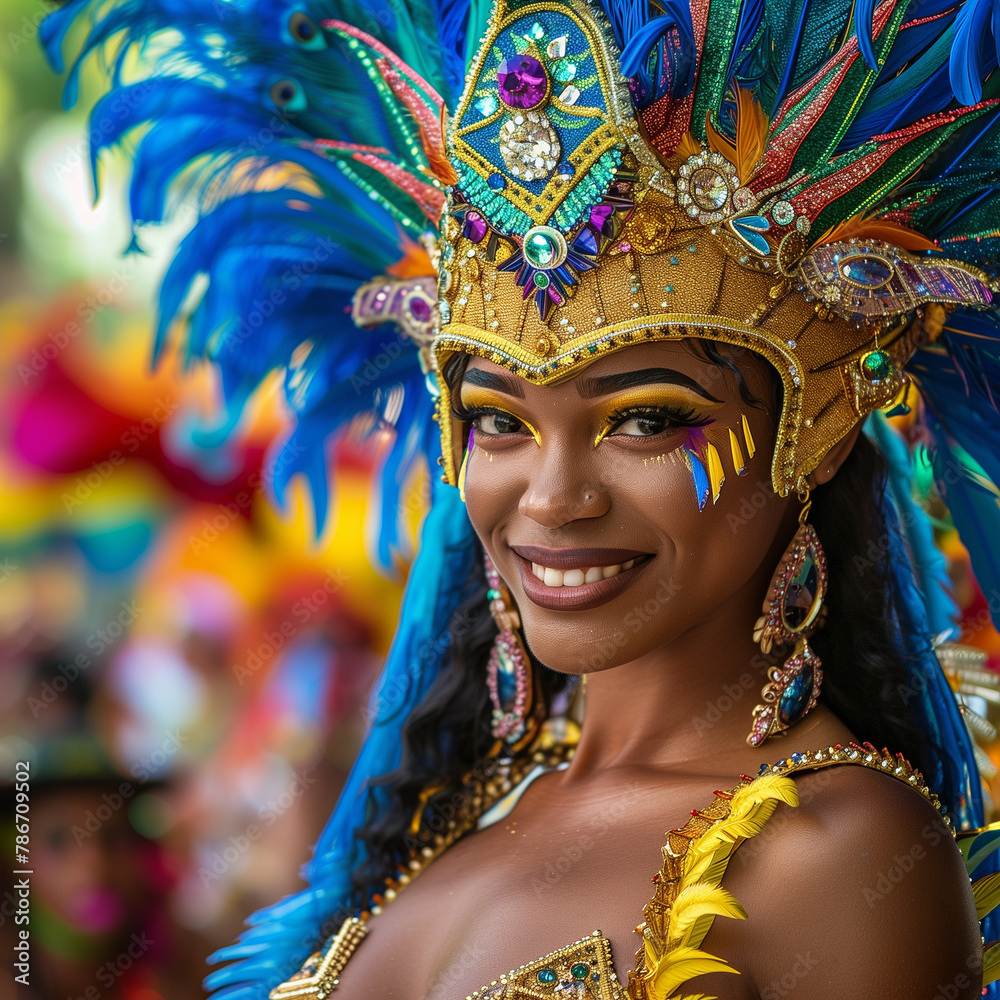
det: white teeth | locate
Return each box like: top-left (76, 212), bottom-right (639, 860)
top-left (528, 558), bottom-right (643, 588)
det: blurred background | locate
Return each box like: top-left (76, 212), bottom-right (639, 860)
top-left (0, 2), bottom-right (413, 997)
top-left (2, 1), bottom-right (1000, 999)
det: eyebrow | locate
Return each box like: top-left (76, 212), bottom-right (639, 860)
top-left (577, 367), bottom-right (723, 402)
top-left (461, 367), bottom-right (526, 398)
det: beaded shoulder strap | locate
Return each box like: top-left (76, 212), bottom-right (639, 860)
top-left (627, 742), bottom-right (945, 1000)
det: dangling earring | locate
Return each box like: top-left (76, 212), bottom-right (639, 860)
top-left (485, 554), bottom-right (539, 751)
top-left (747, 492), bottom-right (828, 746)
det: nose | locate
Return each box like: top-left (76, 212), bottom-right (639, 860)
top-left (518, 450), bottom-right (610, 528)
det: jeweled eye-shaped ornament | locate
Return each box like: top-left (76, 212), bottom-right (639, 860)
top-left (753, 523), bottom-right (826, 651)
top-left (796, 239), bottom-right (994, 324)
top-left (748, 521), bottom-right (828, 746)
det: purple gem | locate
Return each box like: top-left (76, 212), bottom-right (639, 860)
top-left (590, 204), bottom-right (614, 233)
top-left (408, 296), bottom-right (432, 322)
top-left (463, 211), bottom-right (488, 243)
top-left (497, 54), bottom-right (548, 110)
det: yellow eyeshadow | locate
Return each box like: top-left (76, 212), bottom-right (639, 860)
top-left (592, 388), bottom-right (721, 445)
top-left (457, 388), bottom-right (542, 444)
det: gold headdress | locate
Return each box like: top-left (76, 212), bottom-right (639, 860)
top-left (420, 0), bottom-right (997, 496)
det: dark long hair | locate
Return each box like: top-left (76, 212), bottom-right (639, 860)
top-left (351, 344), bottom-right (935, 907)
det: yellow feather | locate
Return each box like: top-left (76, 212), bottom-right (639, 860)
top-left (972, 871), bottom-right (1000, 920)
top-left (646, 946), bottom-right (740, 999)
top-left (984, 941), bottom-right (1000, 985)
top-left (667, 884), bottom-right (748, 946)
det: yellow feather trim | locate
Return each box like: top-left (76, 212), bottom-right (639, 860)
top-left (640, 775), bottom-right (798, 1000)
top-left (683, 776), bottom-right (799, 885)
top-left (984, 941), bottom-right (1000, 985)
top-left (666, 884), bottom-right (748, 947)
top-left (645, 946), bottom-right (739, 999)
top-left (972, 871), bottom-right (1000, 920)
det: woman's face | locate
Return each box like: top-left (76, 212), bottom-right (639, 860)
top-left (457, 340), bottom-right (798, 673)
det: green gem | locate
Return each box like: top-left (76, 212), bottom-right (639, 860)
top-left (537, 969), bottom-right (557, 984)
top-left (533, 272), bottom-right (550, 288)
top-left (524, 230), bottom-right (562, 268)
top-left (571, 964), bottom-right (589, 980)
top-left (861, 349), bottom-right (892, 382)
top-left (527, 21), bottom-right (545, 40)
top-left (588, 344), bottom-right (598, 353)
top-left (554, 61), bottom-right (578, 82)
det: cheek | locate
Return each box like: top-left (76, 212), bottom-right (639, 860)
top-left (463, 445), bottom-right (524, 543)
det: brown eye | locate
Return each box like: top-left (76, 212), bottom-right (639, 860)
top-left (475, 412), bottom-right (523, 435)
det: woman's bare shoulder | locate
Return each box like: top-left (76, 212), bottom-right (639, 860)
top-left (751, 766), bottom-right (981, 998)
top-left (709, 763), bottom-right (983, 1000)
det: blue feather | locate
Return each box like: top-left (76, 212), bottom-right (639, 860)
top-left (204, 471), bottom-right (475, 999)
top-left (950, 0), bottom-right (1000, 105)
top-left (853, 0), bottom-right (878, 71)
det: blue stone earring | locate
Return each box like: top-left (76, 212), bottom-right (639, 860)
top-left (747, 497), bottom-right (828, 746)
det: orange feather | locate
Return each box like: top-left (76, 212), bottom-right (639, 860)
top-left (815, 214), bottom-right (937, 252)
top-left (705, 87), bottom-right (768, 183)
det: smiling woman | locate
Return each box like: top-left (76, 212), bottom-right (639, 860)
top-left (41, 0), bottom-right (1000, 997)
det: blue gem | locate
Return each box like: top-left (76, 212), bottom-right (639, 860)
top-left (790, 752), bottom-right (806, 763)
top-left (475, 94), bottom-right (499, 117)
top-left (488, 173), bottom-right (506, 190)
top-left (839, 254), bottom-right (894, 287)
top-left (730, 217), bottom-right (771, 256)
top-left (670, 256), bottom-right (679, 265)
top-left (537, 969), bottom-right (557, 984)
top-left (556, 161), bottom-right (575, 177)
top-left (665, 285), bottom-right (674, 293)
top-left (758, 764), bottom-right (769, 775)
top-left (777, 663), bottom-right (814, 727)
top-left (575, 228), bottom-right (599, 255)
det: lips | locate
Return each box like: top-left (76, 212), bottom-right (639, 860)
top-left (510, 545), bottom-right (653, 611)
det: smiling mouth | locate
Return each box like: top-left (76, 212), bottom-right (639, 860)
top-left (528, 558), bottom-right (640, 588)
top-left (510, 546), bottom-right (653, 611)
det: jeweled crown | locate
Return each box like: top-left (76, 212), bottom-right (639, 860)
top-left (424, 0), bottom-right (996, 496)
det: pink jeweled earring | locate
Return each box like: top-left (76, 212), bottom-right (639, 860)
top-left (747, 494), bottom-right (828, 746)
top-left (484, 554), bottom-right (539, 751)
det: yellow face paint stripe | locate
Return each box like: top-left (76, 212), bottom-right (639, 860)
top-left (729, 426), bottom-right (747, 475)
top-left (741, 413), bottom-right (756, 459)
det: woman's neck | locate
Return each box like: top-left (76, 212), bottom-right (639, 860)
top-left (567, 567), bottom-right (778, 776)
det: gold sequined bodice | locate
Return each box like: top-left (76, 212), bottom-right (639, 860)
top-left (270, 744), bottom-right (947, 1000)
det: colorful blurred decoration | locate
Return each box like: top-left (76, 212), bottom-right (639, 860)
top-left (0, 3), bottom-right (410, 994)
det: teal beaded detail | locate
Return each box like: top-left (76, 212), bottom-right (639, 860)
top-left (455, 161), bottom-right (534, 235)
top-left (551, 149), bottom-right (622, 231)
